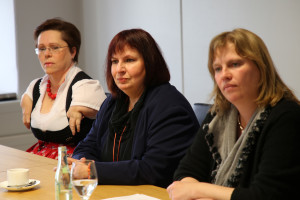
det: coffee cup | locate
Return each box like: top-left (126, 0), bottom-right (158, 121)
top-left (7, 168), bottom-right (29, 186)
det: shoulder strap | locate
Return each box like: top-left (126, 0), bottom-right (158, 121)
top-left (65, 71), bottom-right (92, 111)
top-left (31, 72), bottom-right (92, 112)
top-left (32, 78), bottom-right (42, 111)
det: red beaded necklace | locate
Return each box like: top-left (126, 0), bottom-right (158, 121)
top-left (46, 79), bottom-right (57, 100)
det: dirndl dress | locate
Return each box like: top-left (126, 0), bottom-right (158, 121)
top-left (26, 140), bottom-right (76, 160)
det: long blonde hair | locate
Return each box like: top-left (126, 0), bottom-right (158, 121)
top-left (208, 28), bottom-right (299, 115)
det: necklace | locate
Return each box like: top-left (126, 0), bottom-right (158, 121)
top-left (46, 79), bottom-right (57, 100)
top-left (237, 115), bottom-right (244, 131)
top-left (113, 125), bottom-right (127, 162)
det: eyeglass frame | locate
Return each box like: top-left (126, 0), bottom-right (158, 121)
top-left (34, 45), bottom-right (69, 55)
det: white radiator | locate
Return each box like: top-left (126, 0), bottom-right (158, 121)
top-left (0, 100), bottom-right (36, 150)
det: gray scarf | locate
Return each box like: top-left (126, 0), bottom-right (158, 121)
top-left (207, 106), bottom-right (263, 186)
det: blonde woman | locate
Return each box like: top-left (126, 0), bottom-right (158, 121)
top-left (168, 28), bottom-right (300, 200)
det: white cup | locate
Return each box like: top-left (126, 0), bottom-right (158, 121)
top-left (7, 168), bottom-right (29, 186)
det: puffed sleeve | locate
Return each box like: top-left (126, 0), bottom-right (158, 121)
top-left (21, 78), bottom-right (41, 100)
top-left (70, 79), bottom-right (106, 110)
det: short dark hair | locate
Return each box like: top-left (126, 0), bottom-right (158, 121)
top-left (34, 18), bottom-right (81, 63)
top-left (106, 28), bottom-right (170, 97)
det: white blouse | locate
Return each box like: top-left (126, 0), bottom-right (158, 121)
top-left (23, 66), bottom-right (106, 132)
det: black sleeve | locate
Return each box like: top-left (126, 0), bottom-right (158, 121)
top-left (231, 101), bottom-right (300, 200)
top-left (174, 113), bottom-right (215, 182)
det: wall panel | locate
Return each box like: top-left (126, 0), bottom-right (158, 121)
top-left (81, 0), bottom-right (183, 92)
top-left (182, 0), bottom-right (300, 104)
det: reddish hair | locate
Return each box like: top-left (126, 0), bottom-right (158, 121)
top-left (106, 29), bottom-right (170, 97)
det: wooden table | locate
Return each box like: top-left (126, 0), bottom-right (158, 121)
top-left (0, 145), bottom-right (169, 200)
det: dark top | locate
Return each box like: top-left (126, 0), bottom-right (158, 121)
top-left (101, 91), bottom-right (146, 162)
top-left (72, 83), bottom-right (200, 188)
top-left (174, 98), bottom-right (300, 200)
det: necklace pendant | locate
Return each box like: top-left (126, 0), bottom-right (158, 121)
top-left (237, 115), bottom-right (244, 131)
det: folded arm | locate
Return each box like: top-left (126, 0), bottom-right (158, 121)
top-left (67, 105), bottom-right (98, 135)
top-left (20, 94), bottom-right (32, 129)
top-left (167, 178), bottom-right (233, 200)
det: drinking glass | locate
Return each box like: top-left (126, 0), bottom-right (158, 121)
top-left (71, 160), bottom-right (98, 200)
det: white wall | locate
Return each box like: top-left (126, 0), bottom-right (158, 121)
top-left (182, 0), bottom-right (300, 104)
top-left (14, 0), bottom-right (300, 104)
top-left (0, 0), bottom-right (17, 94)
top-left (1, 0), bottom-right (84, 150)
top-left (15, 0), bottom-right (83, 97)
top-left (80, 0), bottom-right (182, 92)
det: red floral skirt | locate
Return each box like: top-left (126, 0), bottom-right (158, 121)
top-left (26, 140), bottom-right (76, 160)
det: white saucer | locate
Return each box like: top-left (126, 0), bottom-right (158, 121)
top-left (0, 179), bottom-right (40, 191)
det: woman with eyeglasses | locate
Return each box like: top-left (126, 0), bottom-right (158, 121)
top-left (20, 18), bottom-right (106, 159)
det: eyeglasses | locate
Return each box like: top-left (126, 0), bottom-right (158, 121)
top-left (35, 46), bottom-right (69, 55)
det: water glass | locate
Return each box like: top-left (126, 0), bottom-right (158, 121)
top-left (71, 160), bottom-right (98, 200)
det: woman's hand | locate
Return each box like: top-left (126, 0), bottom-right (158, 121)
top-left (167, 179), bottom-right (215, 200)
top-left (54, 157), bottom-right (85, 172)
top-left (20, 94), bottom-right (32, 129)
top-left (67, 157), bottom-right (79, 166)
top-left (70, 158), bottom-right (89, 179)
top-left (67, 106), bottom-right (84, 135)
top-left (167, 181), bottom-right (199, 200)
top-left (67, 105), bottom-right (98, 135)
top-left (167, 178), bottom-right (233, 200)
